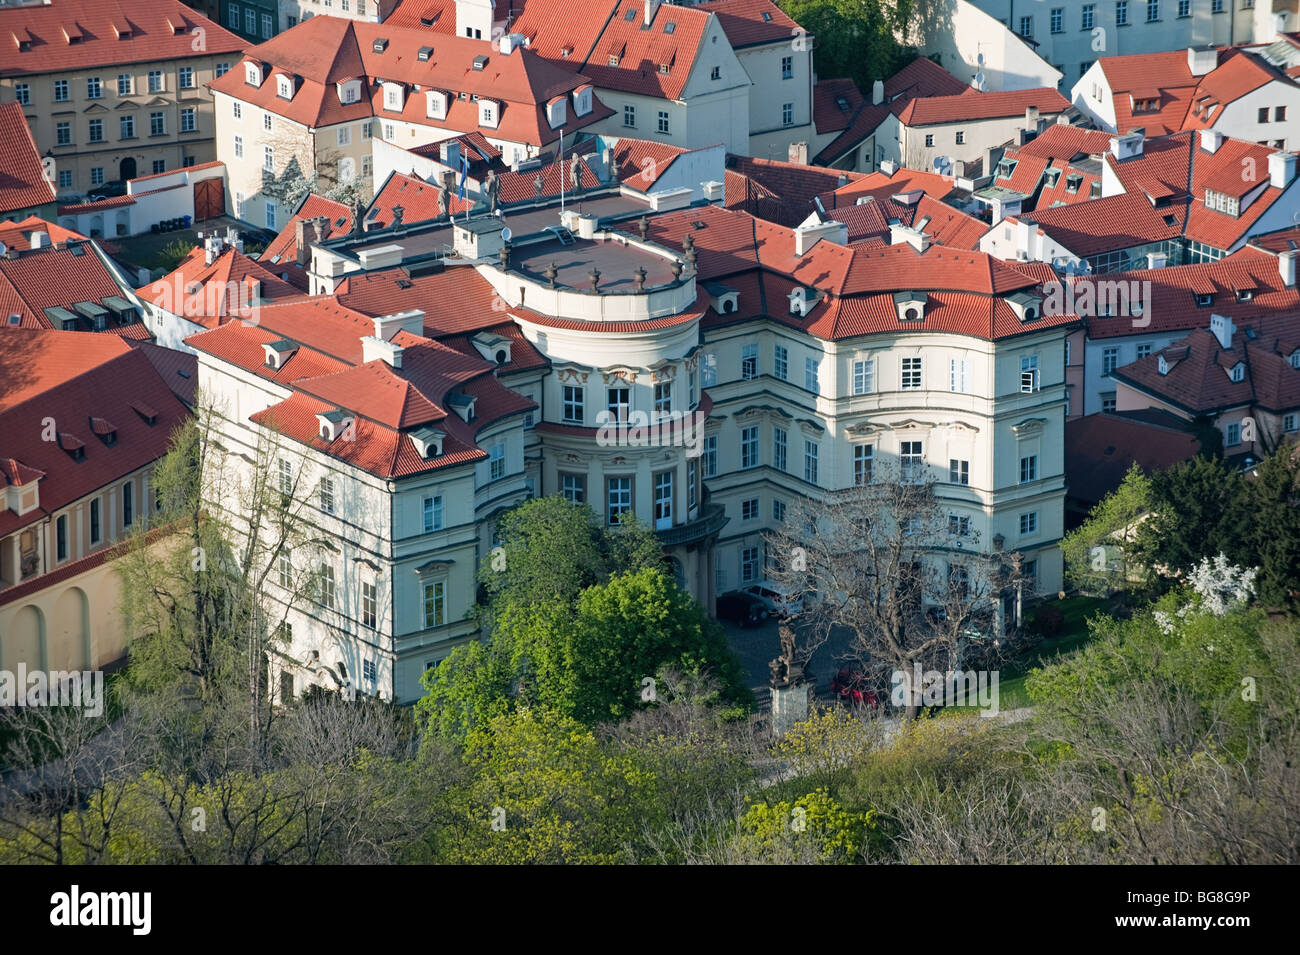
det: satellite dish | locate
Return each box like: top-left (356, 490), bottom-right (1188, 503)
top-left (977, 52), bottom-right (984, 66)
top-left (932, 156), bottom-right (951, 174)
top-left (974, 72), bottom-right (985, 91)
top-left (501, 226), bottom-right (512, 241)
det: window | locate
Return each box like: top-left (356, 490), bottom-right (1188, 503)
top-left (148, 70), bottom-right (163, 93)
top-left (562, 385), bottom-right (584, 423)
top-left (122, 482), bottom-right (134, 527)
top-left (741, 426), bottom-right (759, 469)
top-left (781, 55), bottom-right (793, 79)
top-left (216, 63), bottom-right (230, 79)
top-left (1178, 0), bottom-right (1189, 15)
top-left (1259, 106), bottom-right (1270, 124)
top-left (805, 356), bottom-right (820, 392)
top-left (234, 192), bottom-right (244, 217)
top-left (773, 427), bottom-right (787, 472)
top-left (90, 165), bottom-right (104, 184)
top-left (1136, 343), bottom-right (1152, 359)
top-left (57, 170), bottom-right (72, 188)
top-left (854, 445), bottom-right (874, 486)
top-left (561, 473), bottom-right (585, 503)
top-left (606, 386), bottom-right (630, 422)
top-left (1103, 347), bottom-right (1119, 375)
top-left (1051, 7), bottom-right (1064, 32)
top-left (703, 435), bottom-right (718, 478)
top-left (742, 498), bottom-right (759, 521)
top-left (174, 66), bottom-right (194, 92)
top-left (949, 459), bottom-right (969, 485)
top-left (901, 441), bottom-right (923, 482)
top-left (264, 145), bottom-right (274, 172)
top-left (245, 8), bottom-right (257, 34)
top-left (117, 73), bottom-right (133, 97)
top-left (949, 358), bottom-right (969, 393)
top-left (422, 495), bottom-right (443, 533)
top-left (1020, 355), bottom-right (1039, 393)
top-left (657, 111), bottom-right (669, 134)
top-left (489, 443), bottom-right (505, 480)
top-left (741, 546), bottom-right (760, 584)
top-left (803, 440), bottom-right (819, 484)
top-left (423, 581), bottom-right (445, 628)
top-left (924, 134), bottom-right (934, 148)
top-left (1019, 15), bottom-right (1033, 37)
top-left (1284, 413), bottom-right (1298, 433)
top-left (772, 499), bottom-right (786, 522)
top-left (337, 125), bottom-right (351, 147)
top-left (319, 476), bottom-right (335, 513)
top-left (949, 514), bottom-right (971, 537)
top-left (56, 515), bottom-right (68, 562)
top-left (607, 476), bottom-right (632, 524)
top-left (711, 65), bottom-right (721, 81)
top-left (55, 122), bottom-right (71, 146)
top-left (152, 160), bottom-right (165, 175)
top-left (1146, 0), bottom-right (1159, 21)
top-left (233, 135), bottom-right (243, 159)
top-left (782, 103), bottom-right (793, 127)
top-left (624, 104), bottom-right (636, 128)
top-left (1019, 512), bottom-right (1038, 535)
top-left (1065, 339), bottom-right (1071, 367)
top-left (901, 357), bottom-right (922, 390)
top-left (181, 106), bottom-right (197, 133)
top-left (150, 112), bottom-right (165, 136)
top-left (265, 201), bottom-right (276, 229)
top-left (86, 77), bottom-right (102, 99)
top-left (1276, 106), bottom-right (1287, 122)
top-left (264, 111), bottom-right (273, 132)
top-left (1212, 0), bottom-right (1223, 10)
top-left (14, 83), bottom-right (28, 105)
top-left (1226, 421), bottom-right (1242, 445)
top-left (1020, 455), bottom-right (1038, 483)
top-left (774, 345), bottom-right (788, 381)
top-left (688, 461), bottom-right (697, 511)
top-left (1102, 393), bottom-right (1117, 413)
top-left (1115, 1), bottom-right (1128, 25)
top-left (261, 13), bottom-right (273, 37)
top-left (955, 131), bottom-right (965, 145)
top-left (317, 564), bottom-right (336, 609)
top-left (384, 123), bottom-right (395, 140)
top-left (853, 358), bottom-right (874, 395)
top-left (280, 671), bottom-right (294, 705)
top-left (741, 343), bottom-right (758, 379)
top-left (354, 580), bottom-right (376, 629)
top-left (1080, 61), bottom-right (1094, 78)
top-left (54, 79), bottom-right (69, 102)
top-left (278, 549), bottom-right (292, 589)
top-left (1082, 4), bottom-right (1095, 29)
top-left (701, 353), bottom-right (717, 387)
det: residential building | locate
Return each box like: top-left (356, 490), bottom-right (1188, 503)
top-left (973, 122), bottom-right (1115, 218)
top-left (278, 0), bottom-right (399, 30)
top-left (223, 0), bottom-right (280, 42)
top-left (208, 13), bottom-right (612, 229)
top-left (895, 87), bottom-right (1073, 171)
top-left (0, 329), bottom-right (190, 672)
top-left (0, 238), bottom-right (150, 339)
top-left (0, 102), bottom-right (56, 222)
top-left (908, 0), bottom-right (1064, 92)
top-left (0, 0), bottom-right (245, 197)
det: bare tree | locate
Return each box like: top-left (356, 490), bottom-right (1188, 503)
top-left (765, 468), bottom-right (1024, 719)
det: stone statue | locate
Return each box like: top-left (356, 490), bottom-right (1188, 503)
top-left (570, 156), bottom-right (583, 194)
top-left (484, 168), bottom-right (500, 213)
top-left (769, 623), bottom-right (806, 688)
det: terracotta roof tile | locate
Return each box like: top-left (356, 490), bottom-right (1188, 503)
top-left (0, 103), bottom-right (55, 214)
top-left (896, 87), bottom-right (1069, 126)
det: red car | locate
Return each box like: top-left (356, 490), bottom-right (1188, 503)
top-left (831, 669), bottom-right (879, 708)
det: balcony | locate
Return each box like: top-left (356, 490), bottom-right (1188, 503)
top-left (656, 502), bottom-right (728, 547)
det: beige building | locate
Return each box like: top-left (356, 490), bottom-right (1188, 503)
top-left (0, 0), bottom-right (245, 198)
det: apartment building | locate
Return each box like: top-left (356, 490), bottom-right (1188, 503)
top-left (208, 13), bottom-right (611, 229)
top-left (0, 0), bottom-right (245, 198)
top-left (0, 102), bottom-right (56, 222)
top-left (895, 87), bottom-right (1072, 171)
top-left (0, 330), bottom-right (190, 672)
top-left (222, 0), bottom-right (280, 42)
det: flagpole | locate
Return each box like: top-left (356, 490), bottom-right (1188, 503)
top-left (559, 126), bottom-right (565, 220)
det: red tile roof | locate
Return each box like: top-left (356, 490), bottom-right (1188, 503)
top-left (366, 172), bottom-right (475, 230)
top-left (577, 1), bottom-right (711, 100)
top-left (698, 0), bottom-right (801, 48)
top-left (1065, 412), bottom-right (1201, 505)
top-left (724, 155), bottom-right (866, 226)
top-left (896, 87), bottom-right (1069, 126)
top-left (0, 216), bottom-right (85, 252)
top-left (612, 137), bottom-right (692, 188)
top-left (0, 0), bottom-right (244, 76)
top-left (818, 167), bottom-right (958, 210)
top-left (259, 194), bottom-right (357, 288)
top-left (812, 78), bottom-right (865, 136)
top-left (0, 102), bottom-right (55, 214)
top-left (832, 193), bottom-right (986, 250)
top-left (138, 244), bottom-right (300, 328)
top-left (131, 340), bottom-right (198, 406)
top-left (495, 0), bottom-right (621, 67)
top-left (0, 329), bottom-right (190, 538)
top-left (1024, 192), bottom-right (1185, 257)
top-left (0, 243), bottom-right (137, 333)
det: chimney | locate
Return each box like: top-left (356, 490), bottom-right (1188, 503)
top-left (794, 217), bottom-right (848, 255)
top-left (1268, 150), bottom-right (1297, 188)
top-left (787, 141), bottom-right (809, 165)
top-left (361, 335), bottom-right (404, 368)
top-left (890, 223), bottom-right (932, 253)
top-left (872, 80), bottom-right (884, 106)
top-left (1200, 128), bottom-right (1224, 154)
top-left (644, 0), bottom-right (659, 27)
top-left (952, 159), bottom-right (966, 178)
top-left (30, 230), bottom-right (48, 249)
top-left (1279, 246), bottom-right (1298, 288)
top-left (1111, 129), bottom-right (1145, 160)
top-left (1210, 313), bottom-right (1234, 350)
top-left (372, 309), bottom-right (425, 340)
top-left (295, 218), bottom-right (310, 266)
top-left (204, 234), bottom-right (220, 266)
top-left (1187, 45), bottom-right (1217, 77)
top-left (879, 159), bottom-right (898, 176)
top-left (1025, 105), bottom-right (1040, 129)
top-left (226, 226), bottom-right (244, 254)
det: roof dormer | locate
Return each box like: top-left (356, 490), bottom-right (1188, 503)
top-left (1227, 361), bottom-right (1246, 383)
top-left (448, 392), bottom-right (477, 422)
top-left (409, 426), bottom-right (445, 459)
top-left (89, 417), bottom-right (117, 447)
top-left (245, 61), bottom-right (264, 87)
top-left (704, 281), bottom-right (739, 315)
top-left (316, 409), bottom-right (354, 443)
top-left (426, 89), bottom-right (449, 120)
top-left (382, 81), bottom-right (405, 113)
top-left (788, 286), bottom-right (821, 318)
top-left (276, 73), bottom-right (297, 100)
top-left (479, 98), bottom-right (500, 129)
top-left (262, 339), bottom-right (298, 370)
top-left (546, 95), bottom-right (567, 130)
top-left (1007, 290), bottom-right (1043, 323)
top-left (471, 331), bottom-right (512, 365)
top-left (893, 291), bottom-right (928, 323)
top-left (572, 84), bottom-right (593, 118)
top-left (337, 79), bottom-right (363, 105)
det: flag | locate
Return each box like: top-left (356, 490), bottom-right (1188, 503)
top-left (458, 149), bottom-right (469, 202)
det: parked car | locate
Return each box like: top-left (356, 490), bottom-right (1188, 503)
top-left (831, 668), bottom-right (879, 709)
top-left (716, 591), bottom-right (769, 627)
top-left (744, 580), bottom-right (804, 617)
top-left (88, 180), bottom-right (128, 202)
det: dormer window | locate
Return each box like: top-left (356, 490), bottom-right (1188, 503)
top-left (1065, 174), bottom-right (1082, 193)
top-left (1290, 350), bottom-right (1300, 370)
top-left (59, 433), bottom-right (85, 461)
top-left (788, 287), bottom-right (819, 318)
top-left (893, 291), bottom-right (928, 322)
top-left (1008, 290), bottom-right (1043, 323)
top-left (479, 98), bottom-right (499, 129)
top-left (997, 159), bottom-right (1017, 179)
top-left (1158, 355), bottom-right (1170, 375)
top-left (276, 74), bottom-right (296, 100)
top-left (245, 62), bottom-right (263, 87)
top-left (572, 85), bottom-right (593, 117)
top-left (1196, 293), bottom-right (1214, 307)
top-left (1236, 289), bottom-right (1254, 302)
top-left (1229, 363), bottom-right (1245, 383)
top-left (426, 89), bottom-right (448, 120)
top-left (90, 417), bottom-right (117, 446)
top-left (608, 55), bottom-right (620, 67)
top-left (409, 426), bottom-right (445, 459)
top-left (262, 339), bottom-right (298, 370)
top-left (382, 82), bottom-right (405, 112)
top-left (337, 79), bottom-right (362, 105)
top-left (546, 96), bottom-right (566, 129)
top-left (316, 410), bottom-right (354, 442)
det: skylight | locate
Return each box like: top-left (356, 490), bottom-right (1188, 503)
top-left (665, 22), bottom-right (676, 34)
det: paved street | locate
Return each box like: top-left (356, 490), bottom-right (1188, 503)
top-left (721, 615), bottom-right (858, 696)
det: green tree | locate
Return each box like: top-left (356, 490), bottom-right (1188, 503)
top-left (1131, 455), bottom-right (1250, 581)
top-left (1061, 462), bottom-right (1154, 594)
top-left (777, 0), bottom-right (919, 92)
top-left (1246, 447), bottom-right (1300, 609)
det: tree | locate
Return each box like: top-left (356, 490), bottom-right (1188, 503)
top-left (1130, 455), bottom-right (1251, 583)
top-left (776, 0), bottom-right (920, 92)
top-left (765, 471), bottom-right (1024, 719)
top-left (1060, 462), bottom-right (1154, 595)
top-left (1245, 446), bottom-right (1300, 609)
